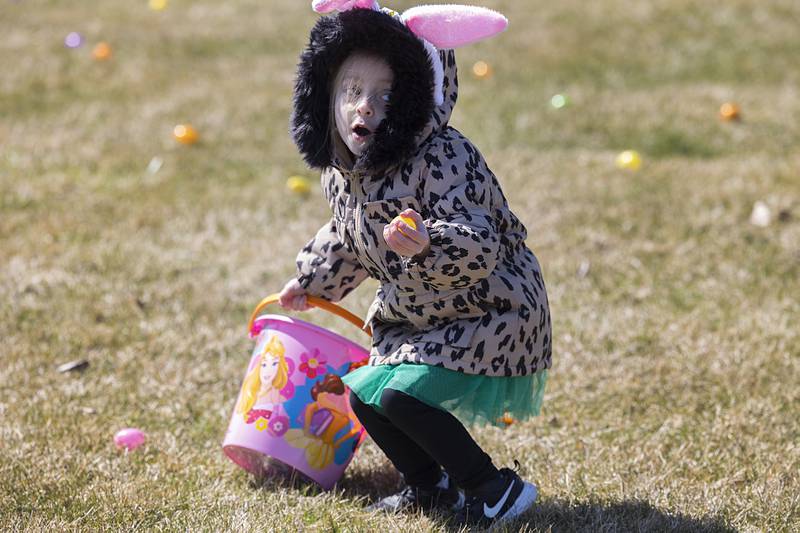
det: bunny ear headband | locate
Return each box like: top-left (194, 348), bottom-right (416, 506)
top-left (310, 1), bottom-right (508, 106)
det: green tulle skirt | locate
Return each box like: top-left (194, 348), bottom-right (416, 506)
top-left (342, 363), bottom-right (548, 427)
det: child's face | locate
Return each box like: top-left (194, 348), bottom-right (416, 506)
top-left (332, 52), bottom-right (393, 156)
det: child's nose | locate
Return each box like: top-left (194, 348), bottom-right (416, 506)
top-left (356, 98), bottom-right (373, 118)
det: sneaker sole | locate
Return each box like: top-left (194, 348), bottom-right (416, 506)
top-left (367, 491), bottom-right (465, 514)
top-left (497, 482), bottom-right (538, 524)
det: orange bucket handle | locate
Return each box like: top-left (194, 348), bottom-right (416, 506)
top-left (248, 293), bottom-right (372, 338)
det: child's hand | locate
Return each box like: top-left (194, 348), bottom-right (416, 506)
top-left (383, 209), bottom-right (430, 258)
top-left (278, 278), bottom-right (312, 311)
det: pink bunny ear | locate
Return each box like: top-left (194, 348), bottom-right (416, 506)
top-left (312, 0), bottom-right (377, 14)
top-left (401, 4), bottom-right (508, 49)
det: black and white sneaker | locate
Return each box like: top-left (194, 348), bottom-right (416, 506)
top-left (454, 465), bottom-right (538, 526)
top-left (367, 472), bottom-right (465, 513)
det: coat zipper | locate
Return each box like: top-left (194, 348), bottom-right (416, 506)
top-left (349, 171), bottom-right (387, 278)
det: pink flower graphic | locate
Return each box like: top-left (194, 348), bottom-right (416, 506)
top-left (268, 415), bottom-right (289, 437)
top-left (299, 349), bottom-right (327, 379)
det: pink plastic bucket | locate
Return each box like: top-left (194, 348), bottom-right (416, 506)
top-left (223, 313), bottom-right (369, 490)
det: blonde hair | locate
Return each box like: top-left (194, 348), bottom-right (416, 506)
top-left (236, 336), bottom-right (289, 419)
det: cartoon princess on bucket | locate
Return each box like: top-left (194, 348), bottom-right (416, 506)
top-left (236, 336), bottom-right (295, 426)
top-left (285, 374), bottom-right (363, 470)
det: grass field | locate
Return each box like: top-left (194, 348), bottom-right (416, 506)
top-left (1, 0), bottom-right (799, 531)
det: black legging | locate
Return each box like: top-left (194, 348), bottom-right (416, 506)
top-left (349, 388), bottom-right (499, 491)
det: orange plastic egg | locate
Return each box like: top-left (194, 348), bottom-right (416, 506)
top-left (719, 102), bottom-right (740, 121)
top-left (472, 61), bottom-right (492, 80)
top-left (92, 42), bottom-right (112, 61)
top-left (173, 124), bottom-right (198, 145)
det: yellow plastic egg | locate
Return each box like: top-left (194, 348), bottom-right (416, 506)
top-left (286, 175), bottom-right (311, 195)
top-left (399, 215), bottom-right (417, 230)
top-left (615, 150), bottom-right (642, 171)
top-left (173, 124), bottom-right (198, 145)
top-left (92, 42), bottom-right (112, 61)
top-left (393, 215), bottom-right (417, 236)
top-left (472, 60), bottom-right (492, 80)
top-left (149, 0), bottom-right (168, 11)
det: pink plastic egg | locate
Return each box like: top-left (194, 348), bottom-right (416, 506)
top-left (114, 428), bottom-right (147, 451)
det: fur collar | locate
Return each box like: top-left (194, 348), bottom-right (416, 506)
top-left (290, 8), bottom-right (435, 173)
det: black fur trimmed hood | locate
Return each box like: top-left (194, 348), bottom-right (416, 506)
top-left (290, 8), bottom-right (436, 172)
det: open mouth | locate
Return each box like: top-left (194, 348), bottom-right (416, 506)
top-left (352, 125), bottom-right (371, 139)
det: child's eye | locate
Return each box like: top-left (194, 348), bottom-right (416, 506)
top-left (381, 93), bottom-right (391, 103)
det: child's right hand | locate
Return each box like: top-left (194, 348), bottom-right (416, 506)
top-left (277, 278), bottom-right (312, 311)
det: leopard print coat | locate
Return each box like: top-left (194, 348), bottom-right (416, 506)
top-left (291, 10), bottom-right (551, 377)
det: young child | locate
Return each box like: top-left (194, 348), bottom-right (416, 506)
top-left (278, 1), bottom-right (551, 526)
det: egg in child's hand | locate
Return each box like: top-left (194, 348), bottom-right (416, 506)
top-left (399, 215), bottom-right (417, 230)
top-left (393, 214), bottom-right (417, 235)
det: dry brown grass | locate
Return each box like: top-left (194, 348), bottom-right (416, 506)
top-left (1, 0), bottom-right (798, 531)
